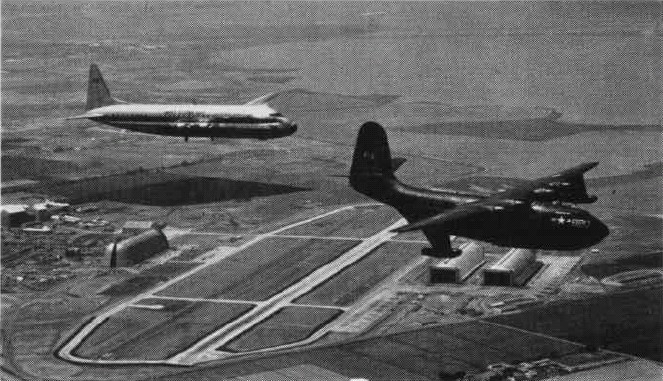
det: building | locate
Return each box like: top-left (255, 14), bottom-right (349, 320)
top-left (483, 248), bottom-right (543, 286)
top-left (105, 228), bottom-right (168, 267)
top-left (121, 220), bottom-right (160, 235)
top-left (429, 242), bottom-right (485, 283)
top-left (1, 204), bottom-right (32, 228)
top-left (31, 203), bottom-right (52, 222)
top-left (21, 223), bottom-right (53, 234)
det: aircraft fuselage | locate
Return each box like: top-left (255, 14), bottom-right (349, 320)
top-left (81, 104), bottom-right (297, 139)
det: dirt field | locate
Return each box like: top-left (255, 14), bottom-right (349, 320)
top-left (157, 237), bottom-right (360, 300)
top-left (222, 306), bottom-right (342, 352)
top-left (73, 299), bottom-right (253, 360)
top-left (295, 241), bottom-right (426, 306)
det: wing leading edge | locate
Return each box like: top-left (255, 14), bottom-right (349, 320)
top-left (392, 204), bottom-right (492, 233)
top-left (393, 161), bottom-right (600, 234)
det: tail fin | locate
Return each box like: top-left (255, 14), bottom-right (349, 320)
top-left (349, 122), bottom-right (397, 200)
top-left (85, 64), bottom-right (117, 111)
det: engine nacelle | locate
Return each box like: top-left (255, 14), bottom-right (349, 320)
top-left (531, 180), bottom-right (597, 204)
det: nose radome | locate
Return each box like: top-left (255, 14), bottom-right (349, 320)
top-left (598, 220), bottom-right (610, 238)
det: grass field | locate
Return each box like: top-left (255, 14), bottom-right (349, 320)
top-left (278, 205), bottom-right (402, 238)
top-left (222, 306), bottom-right (342, 352)
top-left (73, 299), bottom-right (253, 360)
top-left (295, 241), bottom-right (425, 306)
top-left (157, 237), bottom-right (360, 300)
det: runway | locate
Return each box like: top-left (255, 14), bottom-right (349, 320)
top-left (57, 204), bottom-right (406, 366)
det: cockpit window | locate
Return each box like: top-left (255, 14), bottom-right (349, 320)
top-left (269, 112), bottom-right (283, 117)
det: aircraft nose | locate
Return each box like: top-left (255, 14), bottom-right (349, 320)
top-left (593, 219), bottom-right (610, 240)
top-left (599, 220), bottom-right (609, 238)
top-left (290, 123), bottom-right (298, 133)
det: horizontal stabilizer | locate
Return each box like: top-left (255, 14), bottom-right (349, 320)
top-left (332, 157), bottom-right (406, 179)
top-left (392, 157), bottom-right (407, 171)
top-left (245, 92), bottom-right (279, 105)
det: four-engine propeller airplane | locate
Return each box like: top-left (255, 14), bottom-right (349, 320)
top-left (349, 121), bottom-right (609, 258)
top-left (68, 64), bottom-right (297, 141)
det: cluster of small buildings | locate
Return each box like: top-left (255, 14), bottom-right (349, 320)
top-left (463, 352), bottom-right (630, 381)
top-left (1, 201), bottom-right (113, 234)
top-left (464, 358), bottom-right (570, 380)
top-left (3, 199), bottom-right (170, 270)
top-left (429, 245), bottom-right (543, 287)
top-left (1, 200), bottom-right (69, 228)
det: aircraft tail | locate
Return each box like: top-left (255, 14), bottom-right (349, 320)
top-left (349, 122), bottom-right (397, 201)
top-left (85, 64), bottom-right (118, 111)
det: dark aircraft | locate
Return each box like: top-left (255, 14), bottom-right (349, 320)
top-left (349, 122), bottom-right (609, 258)
top-left (68, 64), bottom-right (297, 141)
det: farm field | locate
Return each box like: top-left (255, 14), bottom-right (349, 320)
top-left (157, 237), bottom-right (360, 300)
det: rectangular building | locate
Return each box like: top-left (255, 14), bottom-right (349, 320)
top-left (1, 204), bottom-right (31, 228)
top-left (483, 248), bottom-right (542, 286)
top-left (430, 242), bottom-right (485, 283)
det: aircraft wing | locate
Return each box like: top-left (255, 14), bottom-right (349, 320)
top-left (245, 92), bottom-right (279, 105)
top-left (392, 203), bottom-right (493, 233)
top-left (65, 113), bottom-right (103, 120)
top-left (497, 161), bottom-right (599, 204)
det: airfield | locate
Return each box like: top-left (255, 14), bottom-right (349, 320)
top-left (53, 203), bottom-right (596, 366)
top-left (2, 2), bottom-right (662, 380)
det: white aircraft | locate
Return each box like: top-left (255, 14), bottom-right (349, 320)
top-left (68, 64), bottom-right (297, 141)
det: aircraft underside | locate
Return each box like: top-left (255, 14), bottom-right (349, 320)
top-left (102, 121), bottom-right (294, 139)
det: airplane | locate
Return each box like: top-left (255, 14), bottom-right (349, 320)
top-left (349, 121), bottom-right (609, 258)
top-left (68, 64), bottom-right (297, 141)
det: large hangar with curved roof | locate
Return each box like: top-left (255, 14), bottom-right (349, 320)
top-left (105, 228), bottom-right (168, 267)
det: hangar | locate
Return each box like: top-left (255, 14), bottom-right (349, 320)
top-left (483, 249), bottom-right (543, 286)
top-left (1, 204), bottom-right (31, 228)
top-left (121, 220), bottom-right (161, 235)
top-left (106, 228), bottom-right (168, 267)
top-left (429, 242), bottom-right (485, 283)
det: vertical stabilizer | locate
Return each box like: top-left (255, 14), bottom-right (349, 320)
top-left (85, 64), bottom-right (116, 111)
top-left (349, 122), bottom-right (396, 200)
